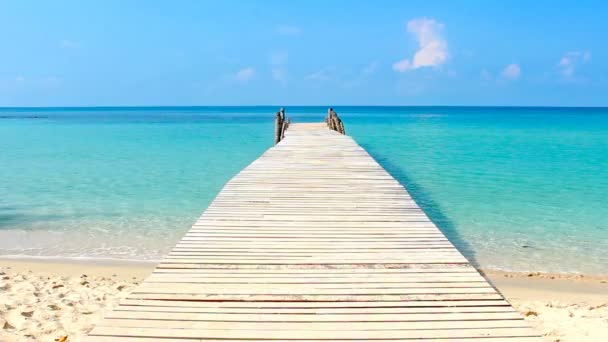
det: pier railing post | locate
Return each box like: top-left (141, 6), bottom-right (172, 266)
top-left (326, 108), bottom-right (346, 135)
top-left (275, 107), bottom-right (290, 144)
top-left (275, 112), bottom-right (282, 144)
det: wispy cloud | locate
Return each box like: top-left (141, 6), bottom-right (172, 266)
top-left (480, 69), bottom-right (492, 82)
top-left (362, 61), bottom-right (379, 76)
top-left (501, 63), bottom-right (521, 80)
top-left (341, 62), bottom-right (380, 88)
top-left (558, 51), bottom-right (591, 77)
top-left (4, 75), bottom-right (61, 88)
top-left (234, 67), bottom-right (255, 82)
top-left (270, 51), bottom-right (288, 65)
top-left (60, 39), bottom-right (80, 49)
top-left (270, 52), bottom-right (288, 84)
top-left (393, 18), bottom-right (448, 72)
top-left (271, 69), bottom-right (286, 83)
top-left (305, 68), bottom-right (333, 81)
top-left (305, 62), bottom-right (378, 88)
top-left (277, 25), bottom-right (302, 35)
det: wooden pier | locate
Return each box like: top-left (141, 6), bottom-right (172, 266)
top-left (86, 121), bottom-right (540, 341)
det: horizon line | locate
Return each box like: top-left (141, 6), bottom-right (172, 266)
top-left (2, 105), bottom-right (608, 109)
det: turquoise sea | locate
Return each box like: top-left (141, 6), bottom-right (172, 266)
top-left (1, 107), bottom-right (607, 275)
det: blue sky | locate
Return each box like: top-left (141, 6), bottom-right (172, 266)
top-left (0, 0), bottom-right (606, 106)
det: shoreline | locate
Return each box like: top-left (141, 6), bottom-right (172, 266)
top-left (1, 258), bottom-right (607, 341)
top-left (2, 255), bottom-right (607, 279)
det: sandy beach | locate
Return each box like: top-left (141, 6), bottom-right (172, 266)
top-left (0, 259), bottom-right (152, 342)
top-left (485, 270), bottom-right (608, 341)
top-left (0, 258), bottom-right (606, 342)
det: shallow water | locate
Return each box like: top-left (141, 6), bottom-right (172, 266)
top-left (1, 107), bottom-right (607, 274)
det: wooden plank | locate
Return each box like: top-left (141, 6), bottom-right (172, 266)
top-left (125, 293), bottom-right (505, 301)
top-left (113, 305), bottom-right (518, 314)
top-left (87, 337), bottom-right (541, 342)
top-left (105, 310), bottom-right (524, 322)
top-left (132, 284), bottom-right (497, 295)
top-left (97, 318), bottom-right (531, 330)
top-left (144, 276), bottom-right (488, 283)
top-left (151, 266), bottom-right (478, 272)
top-left (118, 298), bottom-right (514, 308)
top-left (89, 326), bottom-right (539, 339)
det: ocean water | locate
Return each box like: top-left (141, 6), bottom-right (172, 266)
top-left (1, 107), bottom-right (607, 275)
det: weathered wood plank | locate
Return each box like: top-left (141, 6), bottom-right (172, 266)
top-left (90, 326), bottom-right (539, 339)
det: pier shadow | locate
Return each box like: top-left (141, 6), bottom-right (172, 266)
top-left (359, 145), bottom-right (480, 268)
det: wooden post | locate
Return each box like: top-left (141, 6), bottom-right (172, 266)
top-left (275, 108), bottom-right (289, 144)
top-left (281, 120), bottom-right (288, 140)
top-left (326, 108), bottom-right (346, 135)
top-left (275, 111), bottom-right (283, 144)
top-left (327, 108), bottom-right (336, 131)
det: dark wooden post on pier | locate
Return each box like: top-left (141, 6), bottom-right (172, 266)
top-left (275, 107), bottom-right (290, 144)
top-left (326, 108), bottom-right (346, 134)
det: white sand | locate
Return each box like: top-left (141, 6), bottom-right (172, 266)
top-left (0, 259), bottom-right (152, 342)
top-left (0, 259), bottom-right (607, 342)
top-left (486, 271), bottom-right (608, 342)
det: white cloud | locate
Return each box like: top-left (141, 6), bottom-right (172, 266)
top-left (393, 59), bottom-right (413, 72)
top-left (277, 25), bottom-right (302, 35)
top-left (501, 63), bottom-right (521, 80)
top-left (234, 67), bottom-right (255, 82)
top-left (393, 18), bottom-right (448, 72)
top-left (558, 51), bottom-right (591, 77)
